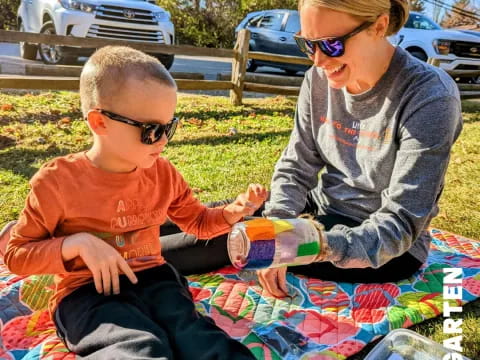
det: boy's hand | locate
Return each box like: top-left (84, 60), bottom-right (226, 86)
top-left (62, 233), bottom-right (138, 296)
top-left (223, 184), bottom-right (268, 225)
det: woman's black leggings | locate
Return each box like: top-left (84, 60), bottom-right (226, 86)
top-left (160, 197), bottom-right (423, 283)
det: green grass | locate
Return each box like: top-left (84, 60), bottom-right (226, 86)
top-left (0, 91), bottom-right (479, 359)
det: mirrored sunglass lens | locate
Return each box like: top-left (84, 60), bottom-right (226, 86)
top-left (304, 39), bottom-right (316, 55)
top-left (140, 124), bottom-right (159, 144)
top-left (295, 37), bottom-right (311, 55)
top-left (319, 39), bottom-right (344, 57)
top-left (153, 125), bottom-right (165, 141)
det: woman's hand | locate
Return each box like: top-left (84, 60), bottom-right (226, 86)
top-left (257, 267), bottom-right (289, 298)
top-left (62, 233), bottom-right (138, 295)
top-left (223, 184), bottom-right (268, 225)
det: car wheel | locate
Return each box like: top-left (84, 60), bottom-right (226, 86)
top-left (408, 50), bottom-right (428, 62)
top-left (19, 23), bottom-right (37, 60)
top-left (246, 58), bottom-right (257, 72)
top-left (154, 54), bottom-right (174, 70)
top-left (38, 22), bottom-right (77, 65)
top-left (284, 69), bottom-right (298, 76)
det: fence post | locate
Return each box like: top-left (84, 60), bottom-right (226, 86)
top-left (230, 29), bottom-right (250, 106)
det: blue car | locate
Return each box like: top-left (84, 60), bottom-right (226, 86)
top-left (235, 9), bottom-right (310, 75)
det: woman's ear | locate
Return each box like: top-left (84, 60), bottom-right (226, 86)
top-left (372, 13), bottom-right (390, 38)
top-left (86, 110), bottom-right (108, 136)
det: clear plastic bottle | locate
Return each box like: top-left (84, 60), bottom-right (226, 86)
top-left (227, 217), bottom-right (322, 270)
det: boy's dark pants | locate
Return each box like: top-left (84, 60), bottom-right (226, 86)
top-left (54, 264), bottom-right (255, 360)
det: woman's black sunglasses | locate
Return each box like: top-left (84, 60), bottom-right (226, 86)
top-left (294, 22), bottom-right (372, 58)
top-left (96, 109), bottom-right (178, 145)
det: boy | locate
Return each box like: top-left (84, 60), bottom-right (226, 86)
top-left (4, 46), bottom-right (266, 359)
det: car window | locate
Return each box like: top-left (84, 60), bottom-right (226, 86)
top-left (404, 14), bottom-right (442, 30)
top-left (284, 12), bottom-right (300, 33)
top-left (258, 13), bottom-right (285, 31)
top-left (246, 14), bottom-right (263, 28)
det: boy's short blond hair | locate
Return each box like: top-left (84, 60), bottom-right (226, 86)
top-left (80, 46), bottom-right (176, 118)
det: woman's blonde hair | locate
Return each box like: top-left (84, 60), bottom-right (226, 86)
top-left (297, 0), bottom-right (409, 36)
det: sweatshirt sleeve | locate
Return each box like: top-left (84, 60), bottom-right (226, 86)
top-left (166, 166), bottom-right (231, 239)
top-left (323, 95), bottom-right (463, 268)
top-left (4, 170), bottom-right (68, 275)
top-left (264, 70), bottom-right (326, 218)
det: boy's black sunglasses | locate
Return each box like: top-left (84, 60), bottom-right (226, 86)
top-left (96, 109), bottom-right (178, 145)
top-left (294, 22), bottom-right (372, 58)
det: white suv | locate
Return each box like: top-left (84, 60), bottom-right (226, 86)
top-left (17, 0), bottom-right (175, 68)
top-left (390, 12), bottom-right (480, 81)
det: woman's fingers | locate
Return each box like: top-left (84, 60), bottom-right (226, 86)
top-left (277, 267), bottom-right (289, 295)
top-left (258, 268), bottom-right (289, 298)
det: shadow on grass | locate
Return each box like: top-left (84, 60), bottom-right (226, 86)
top-left (0, 111), bottom-right (83, 125)
top-left (461, 100), bottom-right (480, 124)
top-left (0, 146), bottom-right (74, 179)
top-left (0, 130), bottom-right (290, 178)
top-left (0, 136), bottom-right (16, 150)
top-left (169, 129), bottom-right (291, 147)
top-left (175, 106), bottom-right (295, 122)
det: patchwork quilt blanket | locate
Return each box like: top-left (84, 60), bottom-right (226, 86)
top-left (1, 228), bottom-right (479, 360)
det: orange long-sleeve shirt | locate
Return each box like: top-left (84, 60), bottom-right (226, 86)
top-left (4, 152), bottom-right (231, 316)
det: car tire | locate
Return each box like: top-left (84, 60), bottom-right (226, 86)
top-left (246, 58), bottom-right (257, 72)
top-left (38, 22), bottom-right (77, 65)
top-left (408, 50), bottom-right (428, 62)
top-left (19, 23), bottom-right (37, 60)
top-left (155, 54), bottom-right (175, 70)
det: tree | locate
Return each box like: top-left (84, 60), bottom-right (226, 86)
top-left (0, 0), bottom-right (20, 30)
top-left (441, 0), bottom-right (479, 28)
top-left (410, 0), bottom-right (426, 12)
top-left (157, 0), bottom-right (297, 48)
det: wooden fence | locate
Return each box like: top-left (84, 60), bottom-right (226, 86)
top-left (0, 29), bottom-right (479, 104)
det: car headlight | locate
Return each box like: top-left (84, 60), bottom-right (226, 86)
top-left (433, 39), bottom-right (451, 55)
top-left (153, 11), bottom-right (170, 22)
top-left (59, 0), bottom-right (97, 13)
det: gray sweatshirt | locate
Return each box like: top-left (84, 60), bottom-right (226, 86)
top-left (264, 47), bottom-right (463, 268)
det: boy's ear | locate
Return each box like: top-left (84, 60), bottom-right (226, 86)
top-left (86, 110), bottom-right (108, 136)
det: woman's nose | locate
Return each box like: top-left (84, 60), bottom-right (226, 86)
top-left (311, 47), bottom-right (328, 67)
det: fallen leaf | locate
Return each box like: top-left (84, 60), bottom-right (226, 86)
top-left (186, 117), bottom-right (203, 126)
top-left (1, 104), bottom-right (14, 111)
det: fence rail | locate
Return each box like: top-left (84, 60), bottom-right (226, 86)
top-left (0, 29), bottom-right (479, 103)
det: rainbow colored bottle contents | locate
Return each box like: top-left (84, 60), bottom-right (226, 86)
top-left (227, 218), bottom-right (322, 270)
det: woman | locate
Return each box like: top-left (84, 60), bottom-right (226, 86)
top-left (161, 0), bottom-right (463, 297)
